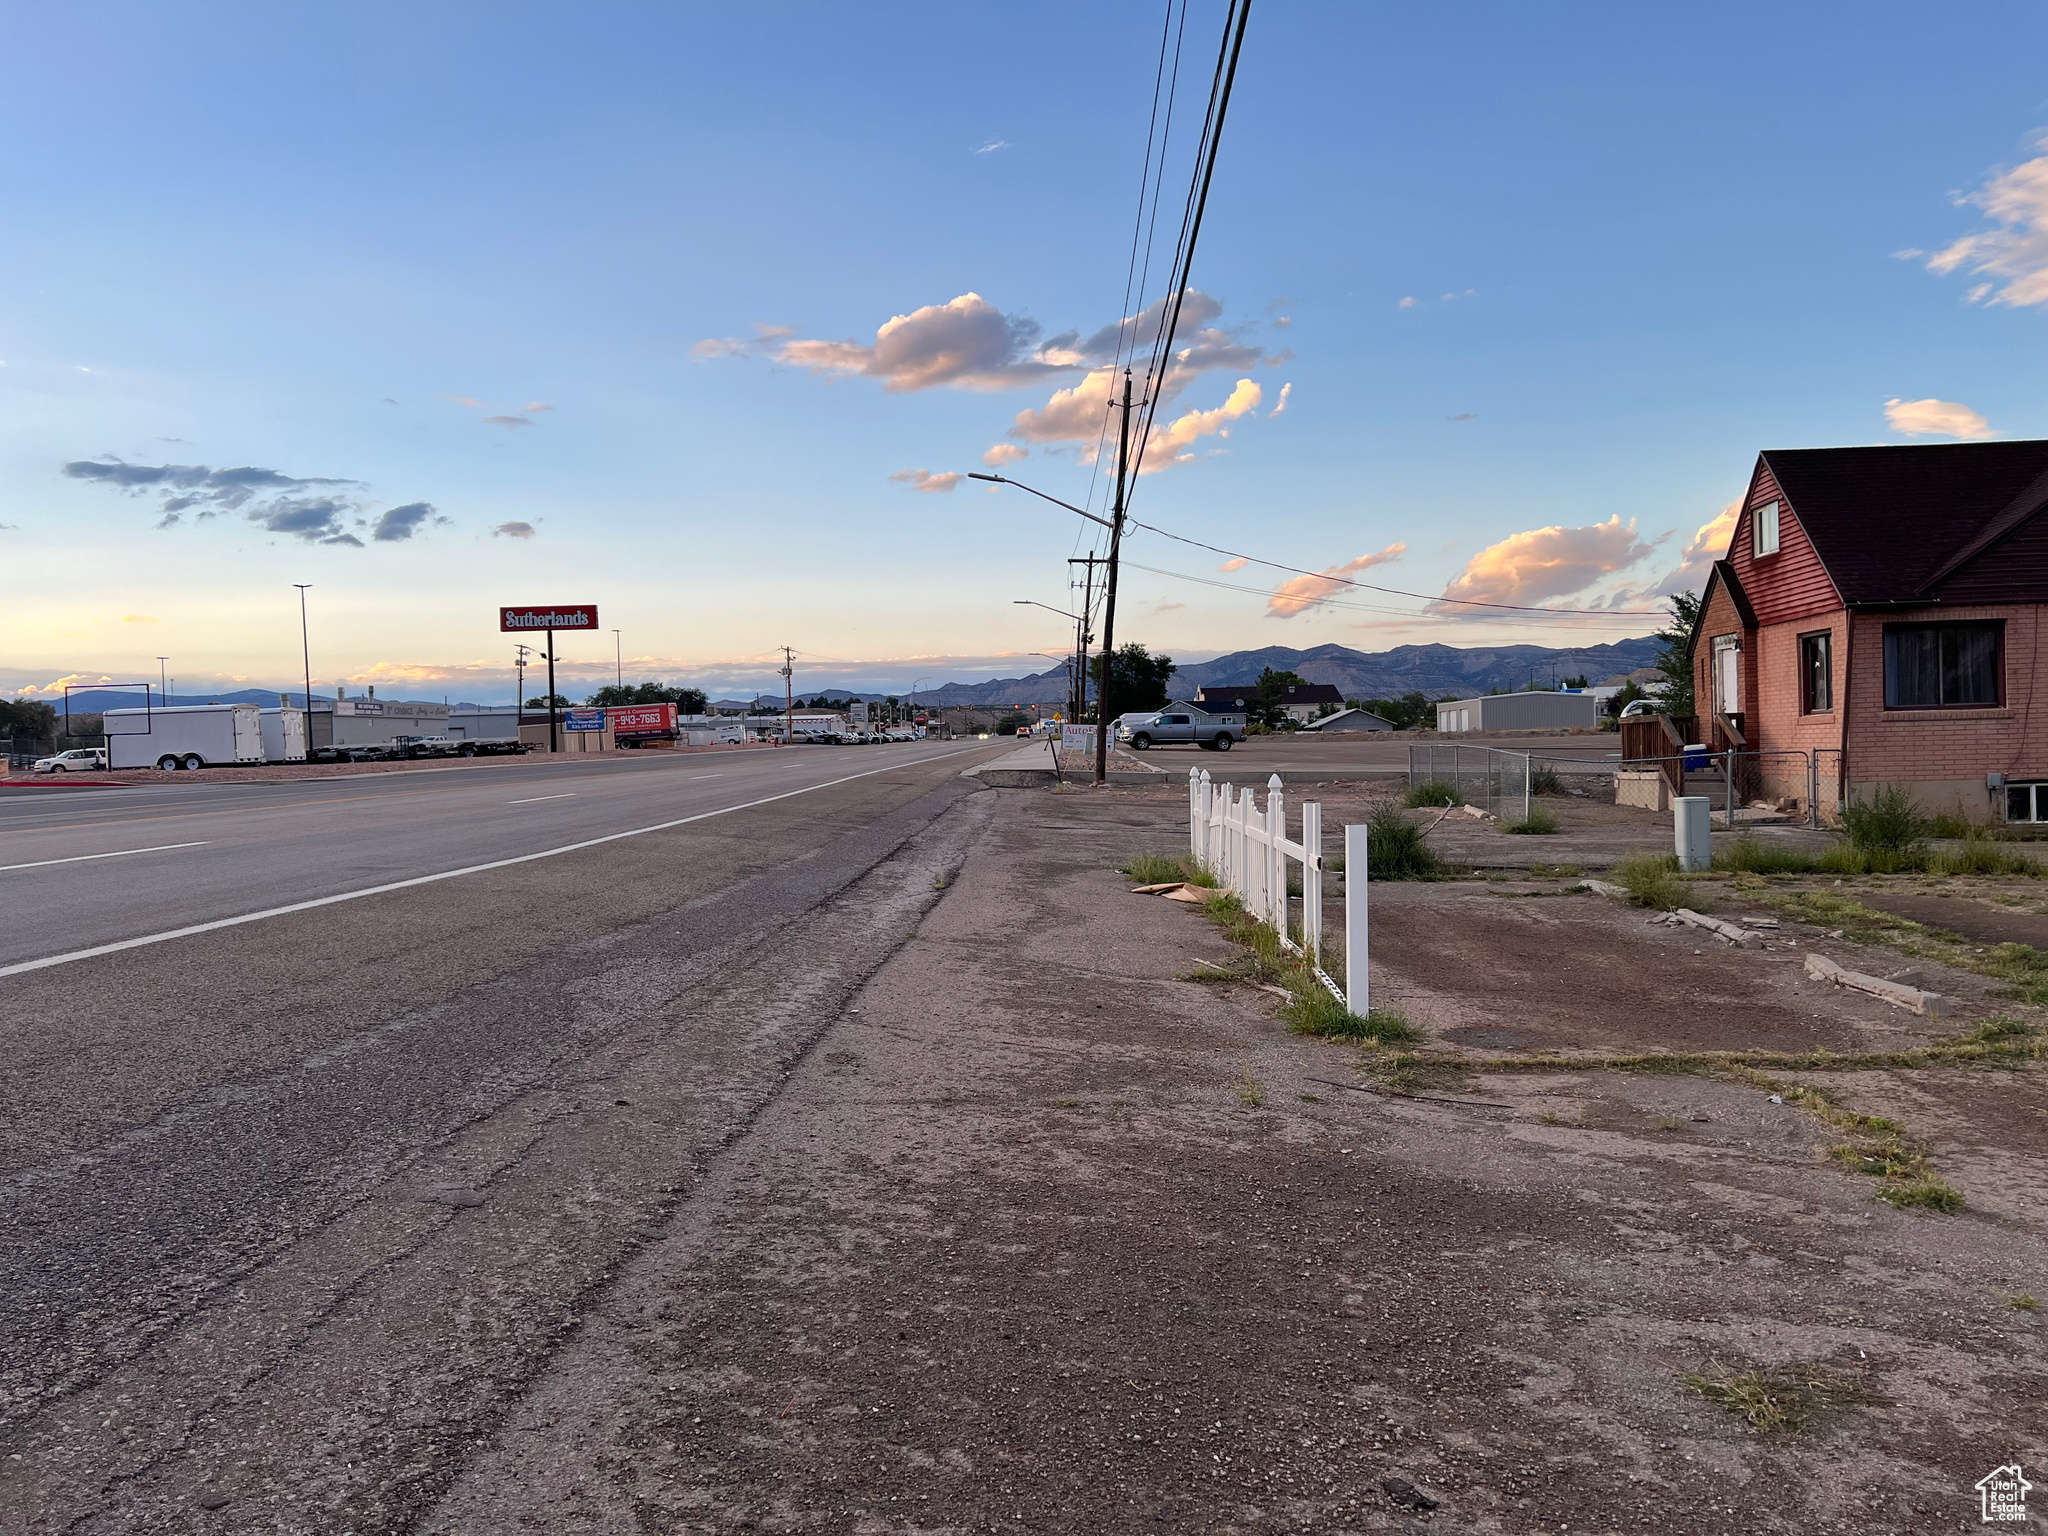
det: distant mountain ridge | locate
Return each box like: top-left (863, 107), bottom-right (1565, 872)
top-left (917, 636), bottom-right (1665, 708)
top-left (23, 637), bottom-right (1665, 716)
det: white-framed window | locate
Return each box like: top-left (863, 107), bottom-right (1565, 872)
top-left (1752, 499), bottom-right (1780, 557)
top-left (2007, 783), bottom-right (2048, 823)
top-left (1711, 634), bottom-right (1741, 714)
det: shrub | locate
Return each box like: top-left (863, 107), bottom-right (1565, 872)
top-left (1529, 765), bottom-right (1565, 797)
top-left (1503, 805), bottom-right (1561, 835)
top-left (1841, 784), bottom-right (1928, 856)
top-left (1366, 802), bottom-right (1443, 879)
top-left (1929, 810), bottom-right (1974, 840)
top-left (1405, 778), bottom-right (1458, 808)
top-left (1615, 851), bottom-right (1684, 909)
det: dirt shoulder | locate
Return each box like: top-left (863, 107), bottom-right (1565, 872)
top-left (424, 784), bottom-right (2045, 1534)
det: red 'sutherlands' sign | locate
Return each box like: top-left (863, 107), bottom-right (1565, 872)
top-left (607, 703), bottom-right (676, 734)
top-left (500, 604), bottom-right (599, 632)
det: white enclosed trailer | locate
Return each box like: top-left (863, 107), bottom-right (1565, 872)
top-left (259, 706), bottom-right (307, 763)
top-left (105, 704), bottom-right (264, 770)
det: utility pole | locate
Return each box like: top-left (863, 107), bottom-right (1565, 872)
top-left (155, 656), bottom-right (168, 713)
top-left (780, 645), bottom-right (795, 746)
top-left (1067, 553), bottom-right (1103, 725)
top-left (613, 629), bottom-right (623, 690)
top-left (514, 643), bottom-right (532, 720)
top-left (1094, 369), bottom-right (1137, 786)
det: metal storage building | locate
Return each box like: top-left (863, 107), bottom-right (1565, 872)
top-left (1434, 690), bottom-right (1601, 732)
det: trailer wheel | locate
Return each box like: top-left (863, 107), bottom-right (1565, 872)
top-left (157, 755), bottom-right (180, 772)
top-left (181, 754), bottom-right (204, 771)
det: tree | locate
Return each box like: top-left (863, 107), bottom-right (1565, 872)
top-left (1250, 667), bottom-right (1306, 729)
top-left (1360, 689), bottom-right (1433, 730)
top-left (1562, 673), bottom-right (1589, 689)
top-left (525, 694), bottom-right (570, 708)
top-left (1091, 643), bottom-right (1175, 716)
top-left (1653, 590), bottom-right (1701, 720)
top-left (995, 712), bottom-right (1030, 736)
top-left (585, 682), bottom-right (708, 713)
top-left (0, 697), bottom-right (59, 746)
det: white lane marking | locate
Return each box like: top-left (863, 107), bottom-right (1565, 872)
top-left (506, 794), bottom-right (576, 805)
top-left (0, 841), bottom-right (211, 873)
top-left (689, 774), bottom-right (725, 780)
top-left (0, 746), bottom-right (987, 977)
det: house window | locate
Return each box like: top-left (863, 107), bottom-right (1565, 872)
top-left (1883, 620), bottom-right (2003, 709)
top-left (1752, 499), bottom-right (1780, 558)
top-left (1711, 634), bottom-right (1740, 714)
top-left (2007, 783), bottom-right (2048, 823)
top-left (1799, 630), bottom-right (1832, 713)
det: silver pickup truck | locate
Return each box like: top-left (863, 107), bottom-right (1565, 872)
top-left (1117, 710), bottom-right (1241, 751)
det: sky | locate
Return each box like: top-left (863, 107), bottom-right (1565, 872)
top-left (6, 1), bottom-right (2048, 705)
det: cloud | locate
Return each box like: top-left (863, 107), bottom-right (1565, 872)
top-left (889, 468), bottom-right (961, 494)
top-left (1009, 367), bottom-right (1116, 450)
top-left (493, 520), bottom-right (536, 539)
top-left (1430, 516), bottom-right (1654, 612)
top-left (1924, 133), bottom-right (2048, 307)
top-left (446, 395), bottom-right (555, 428)
top-left (775, 293), bottom-right (1063, 392)
top-left (981, 443), bottom-right (1027, 467)
top-left (1399, 296), bottom-right (1417, 309)
top-left (442, 394), bottom-right (482, 408)
top-left (1219, 557), bottom-right (1248, 572)
top-left (976, 139), bottom-right (1011, 154)
top-left (63, 458), bottom-right (381, 544)
top-left (1268, 544), bottom-right (1408, 617)
top-left (1142, 378), bottom-right (1262, 470)
top-left (483, 414), bottom-right (535, 428)
top-left (1269, 382), bottom-right (1292, 418)
top-left (121, 614), bottom-right (158, 623)
top-left (691, 323), bottom-right (796, 360)
top-left (372, 502), bottom-right (442, 542)
top-left (1884, 395), bottom-right (1996, 440)
top-left (1153, 601), bottom-right (1185, 614)
top-left (1271, 315), bottom-right (1291, 330)
top-left (1450, 412), bottom-right (1476, 421)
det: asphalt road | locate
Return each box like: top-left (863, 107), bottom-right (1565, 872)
top-left (0, 738), bottom-right (1008, 1532)
top-left (0, 741), bottom-right (980, 971)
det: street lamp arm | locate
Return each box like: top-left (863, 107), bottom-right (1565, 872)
top-left (1013, 598), bottom-right (1084, 621)
top-left (969, 473), bottom-right (1115, 531)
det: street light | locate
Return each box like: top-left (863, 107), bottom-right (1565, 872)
top-left (1016, 601), bottom-right (1090, 725)
top-left (612, 629), bottom-right (622, 690)
top-left (155, 656), bottom-right (168, 711)
top-left (909, 675), bottom-right (931, 731)
top-left (969, 473), bottom-right (1114, 529)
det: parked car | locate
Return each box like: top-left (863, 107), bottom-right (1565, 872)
top-left (32, 747), bottom-right (108, 773)
top-left (392, 735), bottom-right (459, 759)
top-left (1116, 711), bottom-right (1238, 752)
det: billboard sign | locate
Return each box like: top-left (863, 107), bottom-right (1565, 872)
top-left (851, 700), bottom-right (869, 726)
top-left (563, 708), bottom-right (606, 732)
top-left (500, 604), bottom-right (599, 632)
top-left (607, 703), bottom-right (676, 734)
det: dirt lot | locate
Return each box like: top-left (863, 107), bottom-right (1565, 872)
top-left (416, 779), bottom-right (2045, 1534)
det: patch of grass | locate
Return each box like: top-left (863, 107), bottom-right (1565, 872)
top-left (1052, 1096), bottom-right (1082, 1109)
top-left (1367, 802), bottom-right (1445, 880)
top-left (1503, 805), bottom-right (1561, 836)
top-left (1298, 1092), bottom-right (1323, 1103)
top-left (1654, 1115), bottom-right (1686, 1131)
top-left (1286, 991), bottom-right (1420, 1042)
top-left (1529, 765), bottom-right (1566, 797)
top-left (1929, 826), bottom-right (2043, 878)
top-left (1404, 778), bottom-right (1458, 808)
top-left (1876, 1178), bottom-right (1965, 1213)
top-left (1357, 1048), bottom-right (1472, 1096)
top-left (1237, 1065), bottom-right (1267, 1108)
top-left (1614, 851), bottom-right (1685, 910)
top-left (1120, 851), bottom-right (1220, 888)
top-left (1679, 1359), bottom-right (1879, 1433)
top-left (2010, 1292), bottom-right (2040, 1312)
top-left (1714, 836), bottom-right (1824, 875)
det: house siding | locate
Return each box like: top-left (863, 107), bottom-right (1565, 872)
top-left (1843, 603), bottom-right (2048, 820)
top-left (1748, 609), bottom-right (1848, 808)
top-left (1727, 463), bottom-right (1840, 627)
top-left (1692, 577), bottom-right (1756, 750)
top-left (1931, 510), bottom-right (2048, 605)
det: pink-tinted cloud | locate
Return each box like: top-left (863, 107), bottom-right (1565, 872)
top-left (1268, 544), bottom-right (1408, 617)
top-left (889, 468), bottom-right (961, 494)
top-left (1430, 517), bottom-right (1653, 613)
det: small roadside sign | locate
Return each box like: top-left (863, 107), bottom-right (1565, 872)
top-left (564, 708), bottom-right (605, 732)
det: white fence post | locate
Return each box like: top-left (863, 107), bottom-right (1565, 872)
top-left (1345, 821), bottom-right (1369, 1017)
top-left (1267, 775), bottom-right (1286, 934)
top-left (1188, 767), bottom-right (1201, 862)
top-left (1302, 799), bottom-right (1322, 967)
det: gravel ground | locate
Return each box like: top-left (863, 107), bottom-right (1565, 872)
top-left (415, 784), bottom-right (2046, 1534)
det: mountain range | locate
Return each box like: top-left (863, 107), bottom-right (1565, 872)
top-left (27, 637), bottom-right (1666, 716)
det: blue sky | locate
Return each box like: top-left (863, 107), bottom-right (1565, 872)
top-left (6, 1), bottom-right (2048, 703)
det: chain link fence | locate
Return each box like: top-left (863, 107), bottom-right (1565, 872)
top-left (1406, 743), bottom-right (1530, 825)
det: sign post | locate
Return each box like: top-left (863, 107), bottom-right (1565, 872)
top-left (501, 605), bottom-right (598, 755)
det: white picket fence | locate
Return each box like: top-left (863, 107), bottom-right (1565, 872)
top-left (1189, 767), bottom-right (1365, 1009)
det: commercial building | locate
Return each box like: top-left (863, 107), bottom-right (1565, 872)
top-left (1434, 690), bottom-right (1602, 732)
top-left (307, 687), bottom-right (448, 751)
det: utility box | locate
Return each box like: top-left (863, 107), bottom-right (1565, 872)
top-left (1674, 795), bottom-right (1711, 872)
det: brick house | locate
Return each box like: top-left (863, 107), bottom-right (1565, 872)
top-left (1689, 440), bottom-right (2048, 823)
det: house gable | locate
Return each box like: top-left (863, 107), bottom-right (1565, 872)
top-left (1726, 457), bottom-right (1842, 625)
